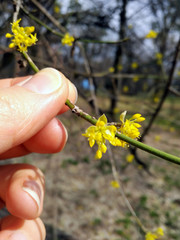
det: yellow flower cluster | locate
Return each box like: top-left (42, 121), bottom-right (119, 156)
top-left (61, 33), bottom-right (75, 46)
top-left (145, 30), bottom-right (158, 39)
top-left (109, 67), bottom-right (115, 73)
top-left (82, 115), bottom-right (121, 159)
top-left (82, 112), bottom-right (145, 159)
top-left (154, 135), bottom-right (161, 142)
top-left (126, 154), bottom-right (134, 163)
top-left (118, 111), bottom-right (145, 147)
top-left (109, 65), bottom-right (122, 72)
top-left (133, 75), bottom-right (139, 82)
top-left (123, 85), bottom-right (129, 93)
top-left (145, 227), bottom-right (164, 240)
top-left (153, 96), bottom-right (159, 103)
top-left (54, 5), bottom-right (60, 13)
top-left (5, 19), bottom-right (37, 52)
top-left (155, 52), bottom-right (163, 65)
top-left (117, 64), bottom-right (123, 71)
top-left (111, 180), bottom-right (120, 188)
top-left (128, 24), bottom-right (133, 29)
top-left (131, 62), bottom-right (138, 69)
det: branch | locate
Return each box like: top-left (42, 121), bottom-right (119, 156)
top-left (29, 0), bottom-right (66, 33)
top-left (77, 42), bottom-right (100, 116)
top-left (169, 86), bottom-right (180, 97)
top-left (140, 37), bottom-right (180, 141)
top-left (13, 0), bottom-right (22, 22)
top-left (21, 5), bottom-right (128, 45)
top-left (64, 99), bottom-right (180, 165)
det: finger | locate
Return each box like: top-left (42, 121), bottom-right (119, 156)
top-left (0, 199), bottom-right (5, 210)
top-left (24, 117), bottom-right (68, 153)
top-left (0, 74), bottom-right (77, 114)
top-left (0, 216), bottom-right (45, 240)
top-left (58, 81), bottom-right (78, 114)
top-left (0, 68), bottom-right (72, 154)
top-left (0, 118), bottom-right (68, 159)
top-left (0, 164), bottom-right (44, 219)
top-left (0, 145), bottom-right (29, 160)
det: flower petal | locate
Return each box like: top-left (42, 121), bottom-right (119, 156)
top-left (120, 111), bottom-right (127, 123)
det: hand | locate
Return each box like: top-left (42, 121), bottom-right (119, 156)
top-left (0, 68), bottom-right (77, 240)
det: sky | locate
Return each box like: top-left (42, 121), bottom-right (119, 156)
top-left (58, 0), bottom-right (154, 36)
top-left (56, 0), bottom-right (179, 56)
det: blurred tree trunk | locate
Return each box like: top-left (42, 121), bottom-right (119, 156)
top-left (109, 0), bottom-right (128, 118)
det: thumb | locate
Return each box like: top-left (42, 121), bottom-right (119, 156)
top-left (0, 68), bottom-right (69, 154)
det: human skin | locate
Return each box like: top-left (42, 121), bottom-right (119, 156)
top-left (0, 68), bottom-right (77, 240)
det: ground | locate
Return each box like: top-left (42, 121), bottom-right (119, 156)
top-left (5, 96), bottom-right (180, 240)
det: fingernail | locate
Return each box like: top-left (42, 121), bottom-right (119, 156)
top-left (9, 231), bottom-right (27, 240)
top-left (18, 68), bottom-right (62, 94)
top-left (22, 180), bottom-right (41, 209)
top-left (16, 76), bottom-right (33, 86)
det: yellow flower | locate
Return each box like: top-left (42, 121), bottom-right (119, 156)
top-left (154, 135), bottom-right (161, 142)
top-left (155, 52), bottom-right (163, 65)
top-left (153, 97), bottom-right (159, 103)
top-left (126, 154), bottom-right (134, 163)
top-left (113, 107), bottom-right (120, 114)
top-left (117, 64), bottom-right (123, 71)
top-left (145, 30), bottom-right (158, 39)
top-left (82, 115), bottom-right (120, 159)
top-left (117, 111), bottom-right (145, 147)
top-left (156, 227), bottom-right (164, 236)
top-left (61, 33), bottom-right (75, 46)
top-left (128, 24), bottom-right (133, 29)
top-left (133, 76), bottom-right (139, 82)
top-left (5, 18), bottom-right (37, 52)
top-left (145, 232), bottom-right (158, 240)
top-left (109, 67), bottom-right (115, 73)
top-left (111, 180), bottom-right (120, 188)
top-left (82, 112), bottom-right (145, 159)
top-left (54, 5), bottom-right (60, 13)
top-left (155, 53), bottom-right (163, 59)
top-left (123, 85), bottom-right (129, 93)
top-left (131, 62), bottom-right (138, 69)
top-left (169, 127), bottom-right (175, 132)
top-left (145, 227), bottom-right (164, 240)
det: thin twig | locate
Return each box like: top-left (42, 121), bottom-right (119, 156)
top-left (77, 42), bottom-right (100, 116)
top-left (21, 5), bottom-right (128, 45)
top-left (21, 6), bottom-right (64, 37)
top-left (63, 99), bottom-right (180, 165)
top-left (29, 0), bottom-right (66, 33)
top-left (169, 86), bottom-right (180, 97)
top-left (13, 0), bottom-right (22, 22)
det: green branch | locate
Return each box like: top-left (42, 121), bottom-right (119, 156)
top-left (115, 132), bottom-right (180, 165)
top-left (23, 52), bottom-right (39, 72)
top-left (65, 100), bottom-right (180, 165)
top-left (22, 52), bottom-right (180, 166)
